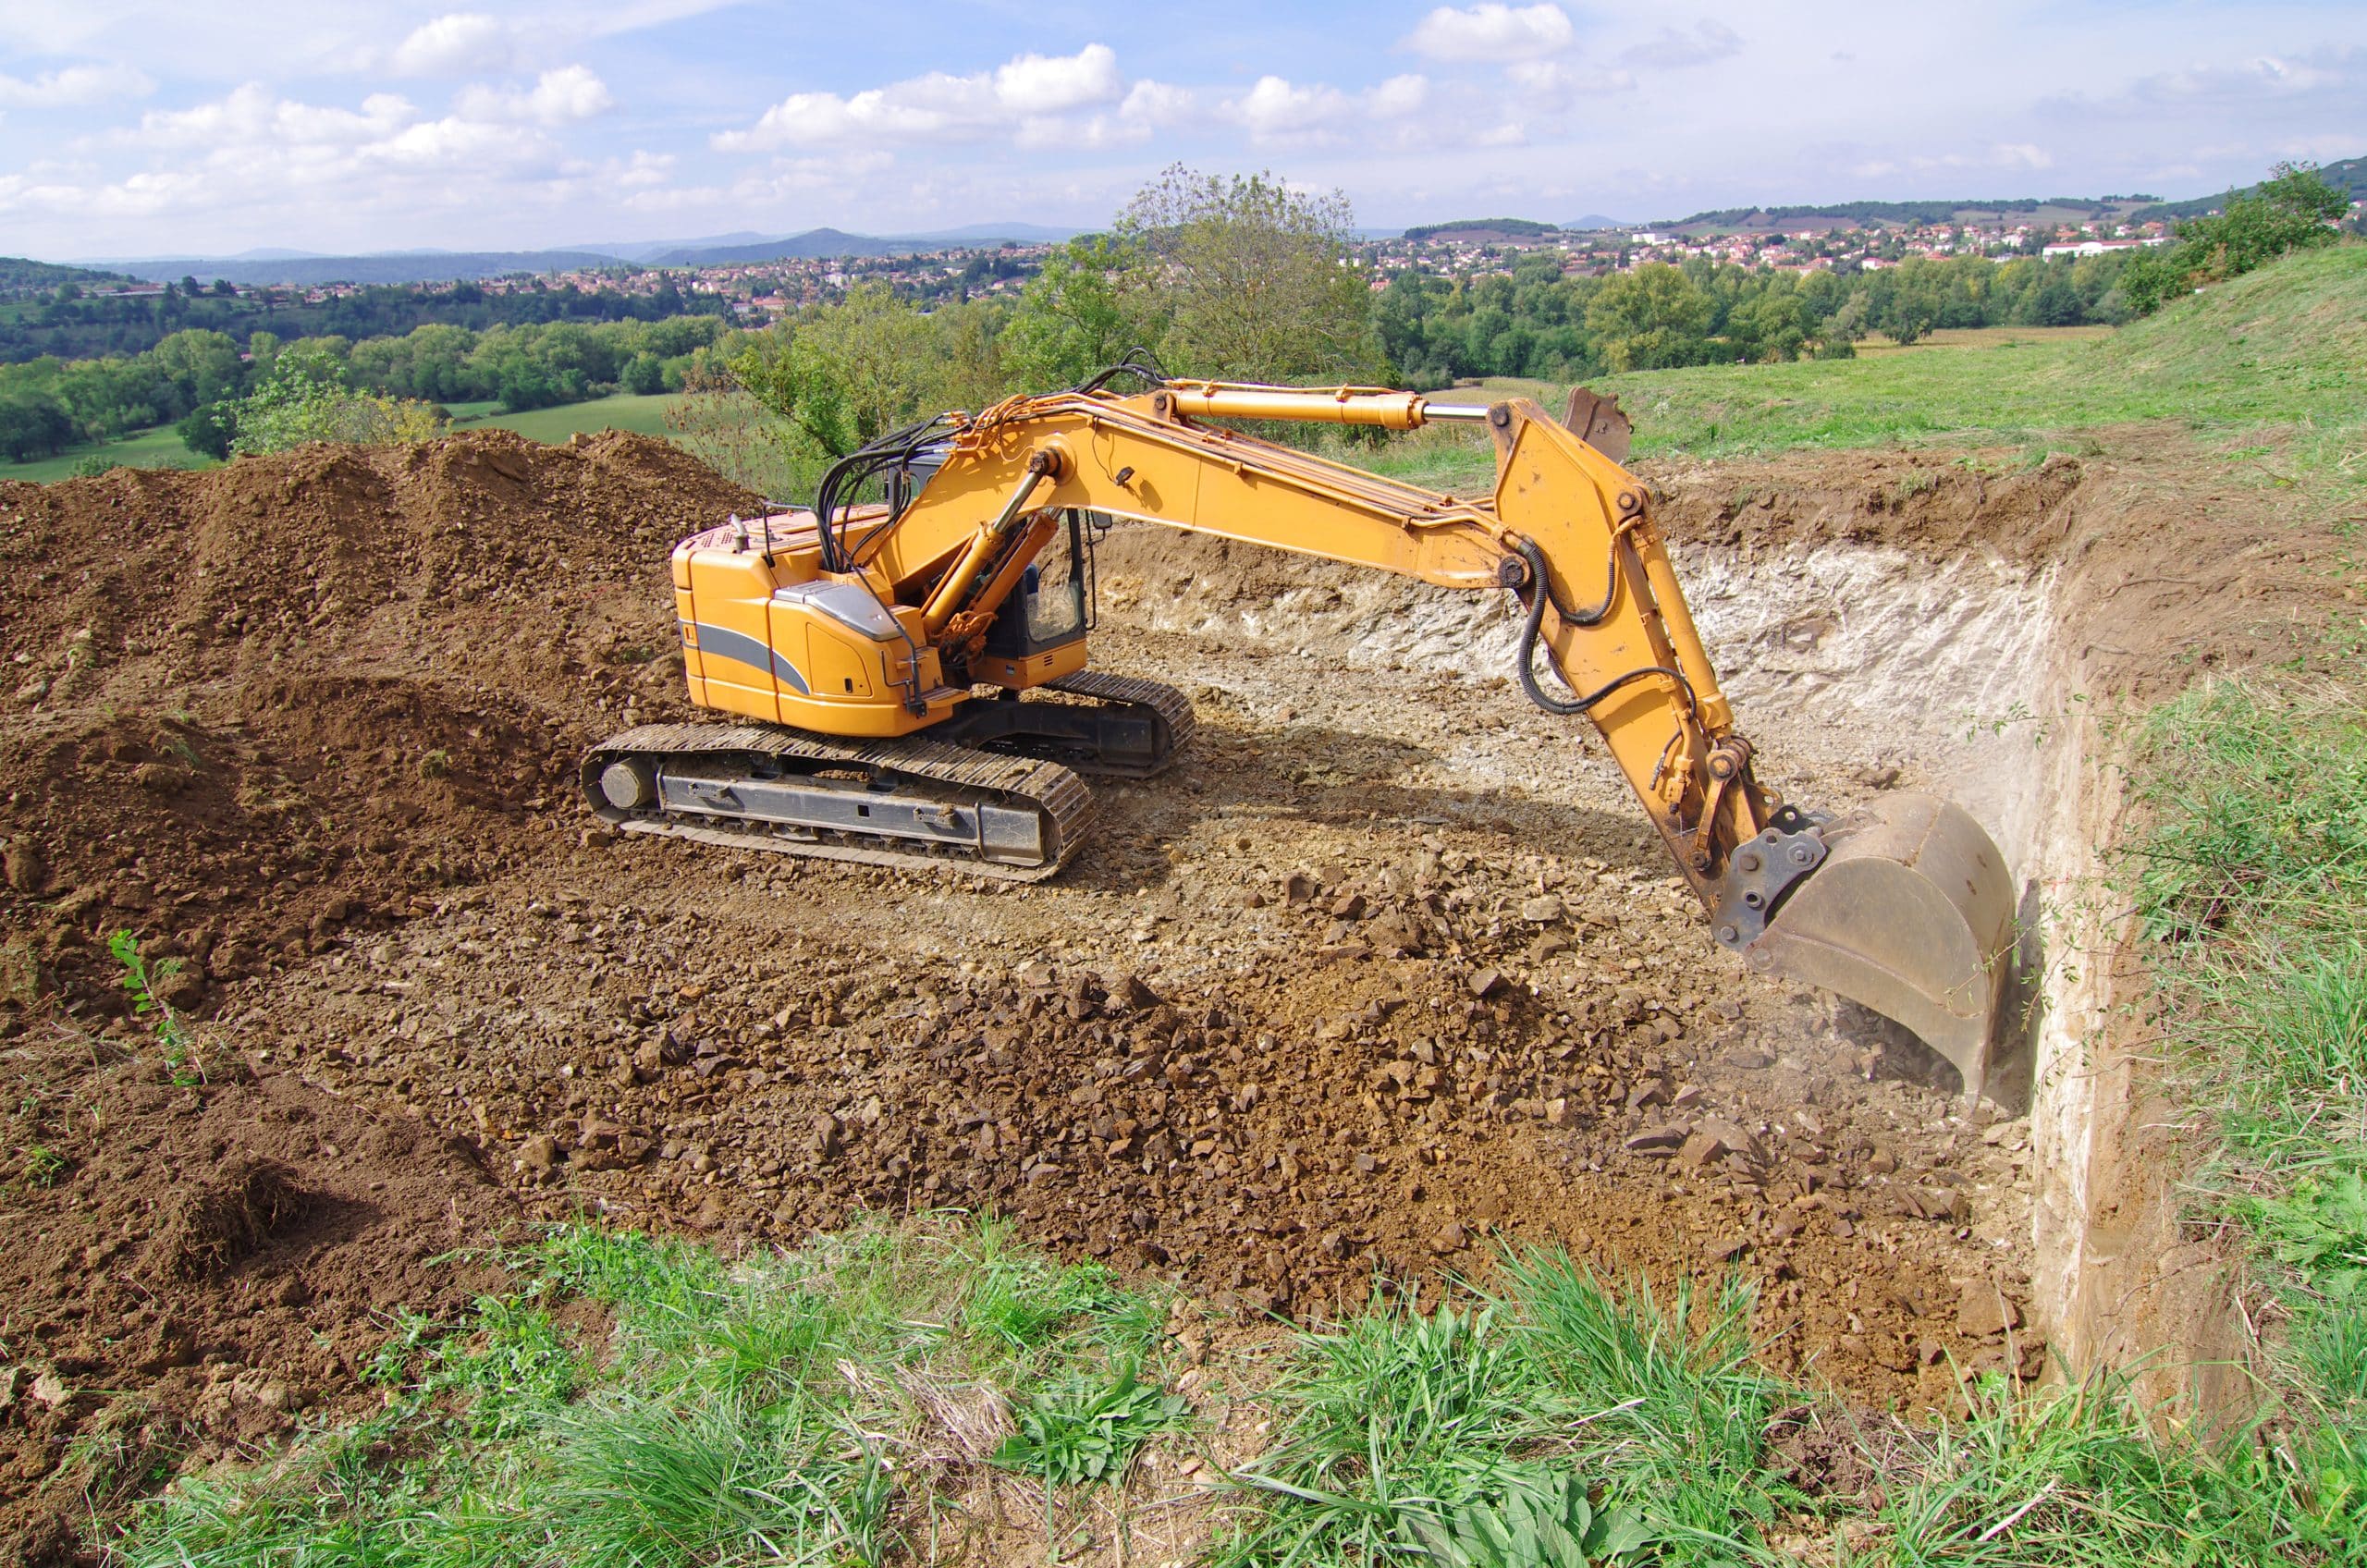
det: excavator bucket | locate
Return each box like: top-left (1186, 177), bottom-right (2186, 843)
top-left (1739, 794), bottom-right (2016, 1098)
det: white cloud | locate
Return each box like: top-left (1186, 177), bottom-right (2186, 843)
top-left (1506, 58), bottom-right (1634, 96)
top-left (993, 43), bottom-right (1121, 113)
top-left (1473, 122), bottom-right (1527, 148)
top-left (1119, 79), bottom-right (1195, 128)
top-left (716, 43), bottom-right (1124, 151)
top-left (1993, 142), bottom-right (2053, 170)
top-left (1367, 73), bottom-right (1429, 117)
top-left (1232, 72), bottom-right (1431, 146)
top-left (1621, 20), bottom-right (1743, 69)
top-left (0, 62), bottom-right (154, 107)
top-left (459, 65), bottom-right (616, 126)
top-left (123, 83), bottom-right (415, 148)
top-left (1402, 3), bottom-right (1574, 63)
top-left (1236, 75), bottom-right (1350, 140)
top-left (390, 13), bottom-right (511, 77)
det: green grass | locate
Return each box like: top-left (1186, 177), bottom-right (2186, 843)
top-left (0, 392), bottom-right (681, 485)
top-left (449, 391), bottom-right (679, 442)
top-left (1368, 246), bottom-right (2367, 496)
top-left (106, 1214), bottom-right (2349, 1565)
top-left (0, 423), bottom-right (218, 483)
top-left (114, 1214), bottom-right (1183, 1568)
top-left (2119, 675), bottom-right (2367, 1540)
top-left (1606, 246), bottom-right (2367, 472)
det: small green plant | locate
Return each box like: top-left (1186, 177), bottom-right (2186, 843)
top-left (20, 1145), bottom-right (67, 1187)
top-left (1404, 1465), bottom-right (1650, 1568)
top-left (419, 747), bottom-right (452, 779)
top-left (995, 1358), bottom-right (1187, 1487)
top-left (107, 929), bottom-right (199, 1084)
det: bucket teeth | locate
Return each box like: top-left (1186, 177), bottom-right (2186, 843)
top-left (1738, 793), bottom-right (2016, 1097)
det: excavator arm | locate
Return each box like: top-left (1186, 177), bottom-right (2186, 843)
top-left (866, 383), bottom-right (1772, 902)
top-left (603, 375), bottom-right (2017, 1094)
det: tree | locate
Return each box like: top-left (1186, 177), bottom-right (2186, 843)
top-left (0, 391), bottom-right (76, 460)
top-left (1584, 264), bottom-right (1712, 372)
top-left (227, 341), bottom-right (447, 456)
top-left (1001, 235), bottom-right (1159, 390)
top-left (2121, 161), bottom-right (2351, 315)
top-left (1115, 165), bottom-right (1380, 381)
top-left (175, 401), bottom-right (237, 459)
top-left (619, 351), bottom-right (667, 395)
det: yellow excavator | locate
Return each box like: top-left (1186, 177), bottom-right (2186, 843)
top-left (584, 364), bottom-right (2016, 1094)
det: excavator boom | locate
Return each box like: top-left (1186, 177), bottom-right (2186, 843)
top-left (586, 374), bottom-right (2016, 1093)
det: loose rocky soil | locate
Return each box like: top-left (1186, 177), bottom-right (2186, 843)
top-left (0, 426), bottom-right (2349, 1562)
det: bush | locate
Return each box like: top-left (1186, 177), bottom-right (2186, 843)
top-left (2122, 162), bottom-right (2351, 315)
top-left (227, 342), bottom-right (448, 456)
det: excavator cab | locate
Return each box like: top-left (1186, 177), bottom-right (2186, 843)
top-left (981, 508), bottom-right (1097, 665)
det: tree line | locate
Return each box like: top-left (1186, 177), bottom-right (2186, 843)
top-left (0, 315), bottom-right (728, 461)
top-left (0, 276), bottom-right (728, 366)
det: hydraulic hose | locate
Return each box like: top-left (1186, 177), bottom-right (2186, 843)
top-left (1512, 537), bottom-right (1699, 723)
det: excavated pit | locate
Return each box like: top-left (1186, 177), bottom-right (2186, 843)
top-left (4, 430), bottom-right (2334, 1554)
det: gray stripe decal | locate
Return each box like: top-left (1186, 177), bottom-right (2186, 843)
top-left (685, 621), bottom-right (810, 693)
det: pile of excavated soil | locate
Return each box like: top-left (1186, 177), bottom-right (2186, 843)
top-left (4, 425), bottom-right (2349, 1562)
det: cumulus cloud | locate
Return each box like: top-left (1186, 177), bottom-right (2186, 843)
top-left (0, 61), bottom-right (154, 106)
top-left (1506, 58), bottom-right (1635, 96)
top-left (1621, 19), bottom-right (1743, 68)
top-left (2043, 46), bottom-right (2364, 117)
top-left (1402, 3), bottom-right (1574, 63)
top-left (458, 65), bottom-right (616, 126)
top-left (389, 13), bottom-right (511, 76)
top-left (1231, 72), bottom-right (1431, 145)
top-left (715, 43), bottom-right (1123, 151)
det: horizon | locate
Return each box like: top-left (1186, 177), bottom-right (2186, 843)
top-left (2, 2), bottom-right (2361, 260)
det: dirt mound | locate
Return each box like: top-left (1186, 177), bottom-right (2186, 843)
top-left (0, 431), bottom-right (753, 1020)
top-left (0, 1042), bottom-right (516, 1562)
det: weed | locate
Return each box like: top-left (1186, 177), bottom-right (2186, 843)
top-left (106, 930), bottom-right (199, 1085)
top-left (996, 1358), bottom-right (1188, 1487)
top-left (419, 747), bottom-right (452, 779)
top-left (20, 1144), bottom-right (67, 1187)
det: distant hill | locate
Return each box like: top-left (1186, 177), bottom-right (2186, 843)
top-left (646, 225), bottom-right (1073, 266)
top-left (1562, 214), bottom-right (1629, 231)
top-left (0, 256), bottom-right (136, 298)
top-left (2130, 154), bottom-right (2366, 224)
top-left (1400, 218), bottom-right (1560, 242)
top-left (1663, 196), bottom-right (2161, 232)
top-left (107, 251), bottom-right (627, 287)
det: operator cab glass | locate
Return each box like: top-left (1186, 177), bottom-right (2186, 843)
top-left (984, 508), bottom-right (1098, 658)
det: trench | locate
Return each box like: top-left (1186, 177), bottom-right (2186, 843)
top-left (1095, 514), bottom-right (2173, 1403)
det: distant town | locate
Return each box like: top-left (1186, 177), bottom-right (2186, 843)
top-left (55, 206), bottom-right (2236, 325)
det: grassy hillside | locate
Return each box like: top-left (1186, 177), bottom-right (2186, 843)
top-left (1597, 244), bottom-right (2364, 466)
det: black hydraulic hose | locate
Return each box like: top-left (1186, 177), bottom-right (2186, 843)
top-left (1512, 537), bottom-right (1699, 723)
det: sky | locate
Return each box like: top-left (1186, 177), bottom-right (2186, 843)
top-left (1, 1), bottom-right (2361, 260)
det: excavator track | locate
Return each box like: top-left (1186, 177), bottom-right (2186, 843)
top-left (583, 721), bottom-right (1095, 882)
top-left (1036, 670), bottom-right (1197, 777)
top-left (927, 670), bottom-right (1196, 779)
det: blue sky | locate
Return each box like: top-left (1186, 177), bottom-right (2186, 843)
top-left (1, 1), bottom-right (2361, 259)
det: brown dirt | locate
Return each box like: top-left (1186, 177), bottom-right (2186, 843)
top-left (0, 423), bottom-right (2351, 1560)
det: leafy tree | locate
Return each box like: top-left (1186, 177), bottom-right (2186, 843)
top-left (1116, 165), bottom-right (1380, 381)
top-left (175, 401), bottom-right (237, 459)
top-left (1001, 235), bottom-right (1159, 390)
top-left (227, 342), bottom-right (447, 456)
top-left (2121, 161), bottom-right (2351, 315)
top-left (619, 351), bottom-right (667, 396)
top-left (0, 391), bottom-right (76, 460)
top-left (1584, 264), bottom-right (1713, 371)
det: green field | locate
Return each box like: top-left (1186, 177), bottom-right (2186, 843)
top-left (0, 392), bottom-right (681, 484)
top-left (0, 423), bottom-right (220, 483)
top-left (448, 391), bottom-right (679, 441)
top-left (1379, 248), bottom-right (2367, 494)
